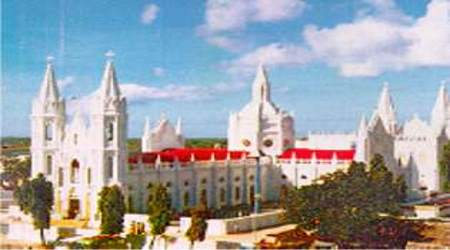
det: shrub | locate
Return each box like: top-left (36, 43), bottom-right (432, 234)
top-left (126, 233), bottom-right (146, 249)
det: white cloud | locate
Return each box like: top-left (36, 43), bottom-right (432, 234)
top-left (64, 80), bottom-right (246, 117)
top-left (360, 0), bottom-right (412, 23)
top-left (228, 0), bottom-right (450, 77)
top-left (226, 43), bottom-right (313, 74)
top-left (303, 0), bottom-right (450, 77)
top-left (198, 0), bottom-right (305, 52)
top-left (57, 76), bottom-right (75, 89)
top-left (152, 67), bottom-right (165, 77)
top-left (201, 0), bottom-right (306, 33)
top-left (121, 83), bottom-right (203, 101)
top-left (205, 36), bottom-right (244, 53)
top-left (254, 0), bottom-right (307, 22)
top-left (120, 81), bottom-right (246, 102)
top-left (141, 4), bottom-right (159, 24)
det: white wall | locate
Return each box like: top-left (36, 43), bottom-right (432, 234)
top-left (179, 210), bottom-right (284, 236)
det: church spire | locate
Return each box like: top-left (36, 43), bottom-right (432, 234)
top-left (355, 115), bottom-right (368, 162)
top-left (375, 82), bottom-right (397, 134)
top-left (99, 51), bottom-right (120, 99)
top-left (357, 115), bottom-right (367, 137)
top-left (143, 117), bottom-right (151, 136)
top-left (176, 117), bottom-right (182, 135)
top-left (252, 63), bottom-right (271, 103)
top-left (39, 56), bottom-right (60, 102)
top-left (431, 82), bottom-right (449, 131)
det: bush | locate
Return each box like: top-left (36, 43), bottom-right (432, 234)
top-left (67, 241), bottom-right (87, 249)
top-left (210, 204), bottom-right (251, 219)
top-left (126, 233), bottom-right (146, 249)
top-left (78, 234), bottom-right (127, 249)
top-left (75, 234), bottom-right (146, 249)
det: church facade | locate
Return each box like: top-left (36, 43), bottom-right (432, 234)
top-left (227, 65), bottom-right (295, 157)
top-left (355, 83), bottom-right (449, 196)
top-left (31, 58), bottom-right (128, 222)
top-left (30, 55), bottom-right (448, 222)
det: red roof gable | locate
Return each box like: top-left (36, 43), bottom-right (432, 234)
top-left (279, 148), bottom-right (355, 161)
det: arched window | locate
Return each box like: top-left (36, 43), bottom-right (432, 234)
top-left (106, 122), bottom-right (114, 141)
top-left (128, 195), bottom-right (134, 213)
top-left (249, 185), bottom-right (255, 206)
top-left (87, 168), bottom-right (91, 185)
top-left (220, 188), bottom-right (226, 203)
top-left (200, 189), bottom-right (207, 205)
top-left (235, 187), bottom-right (240, 201)
top-left (107, 157), bottom-right (114, 179)
top-left (58, 168), bottom-right (64, 187)
top-left (46, 155), bottom-right (52, 175)
top-left (45, 122), bottom-right (53, 141)
top-left (183, 192), bottom-right (190, 207)
top-left (70, 159), bottom-right (80, 183)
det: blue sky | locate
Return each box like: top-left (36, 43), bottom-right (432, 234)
top-left (2, 0), bottom-right (450, 137)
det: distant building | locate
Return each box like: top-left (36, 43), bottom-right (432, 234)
top-left (141, 114), bottom-right (184, 152)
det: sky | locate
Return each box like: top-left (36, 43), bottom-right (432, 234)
top-left (2, 0), bottom-right (450, 138)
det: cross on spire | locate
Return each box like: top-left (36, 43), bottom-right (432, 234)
top-left (105, 50), bottom-right (115, 62)
top-left (46, 56), bottom-right (54, 65)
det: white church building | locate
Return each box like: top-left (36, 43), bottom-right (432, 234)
top-left (31, 57), bottom-right (128, 221)
top-left (30, 55), bottom-right (448, 222)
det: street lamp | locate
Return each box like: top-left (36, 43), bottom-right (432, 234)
top-left (248, 148), bottom-right (265, 214)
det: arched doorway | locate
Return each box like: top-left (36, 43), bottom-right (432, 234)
top-left (70, 159), bottom-right (80, 183)
top-left (67, 188), bottom-right (80, 219)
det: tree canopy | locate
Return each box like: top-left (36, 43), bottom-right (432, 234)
top-left (283, 155), bottom-right (410, 248)
top-left (147, 183), bottom-right (172, 246)
top-left (1, 157), bottom-right (30, 190)
top-left (98, 185), bottom-right (126, 235)
top-left (439, 141), bottom-right (450, 192)
top-left (186, 203), bottom-right (208, 248)
top-left (14, 173), bottom-right (54, 245)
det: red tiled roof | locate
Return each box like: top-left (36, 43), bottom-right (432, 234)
top-left (128, 147), bottom-right (355, 165)
top-left (128, 148), bottom-right (248, 164)
top-left (279, 148), bottom-right (355, 161)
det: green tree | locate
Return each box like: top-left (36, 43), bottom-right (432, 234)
top-left (0, 157), bottom-right (31, 190)
top-left (147, 183), bottom-right (172, 248)
top-left (185, 203), bottom-right (208, 249)
top-left (14, 173), bottom-right (54, 245)
top-left (439, 141), bottom-right (450, 192)
top-left (394, 175), bottom-right (408, 202)
top-left (284, 155), bottom-right (408, 248)
top-left (368, 154), bottom-right (402, 215)
top-left (98, 185), bottom-right (126, 235)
